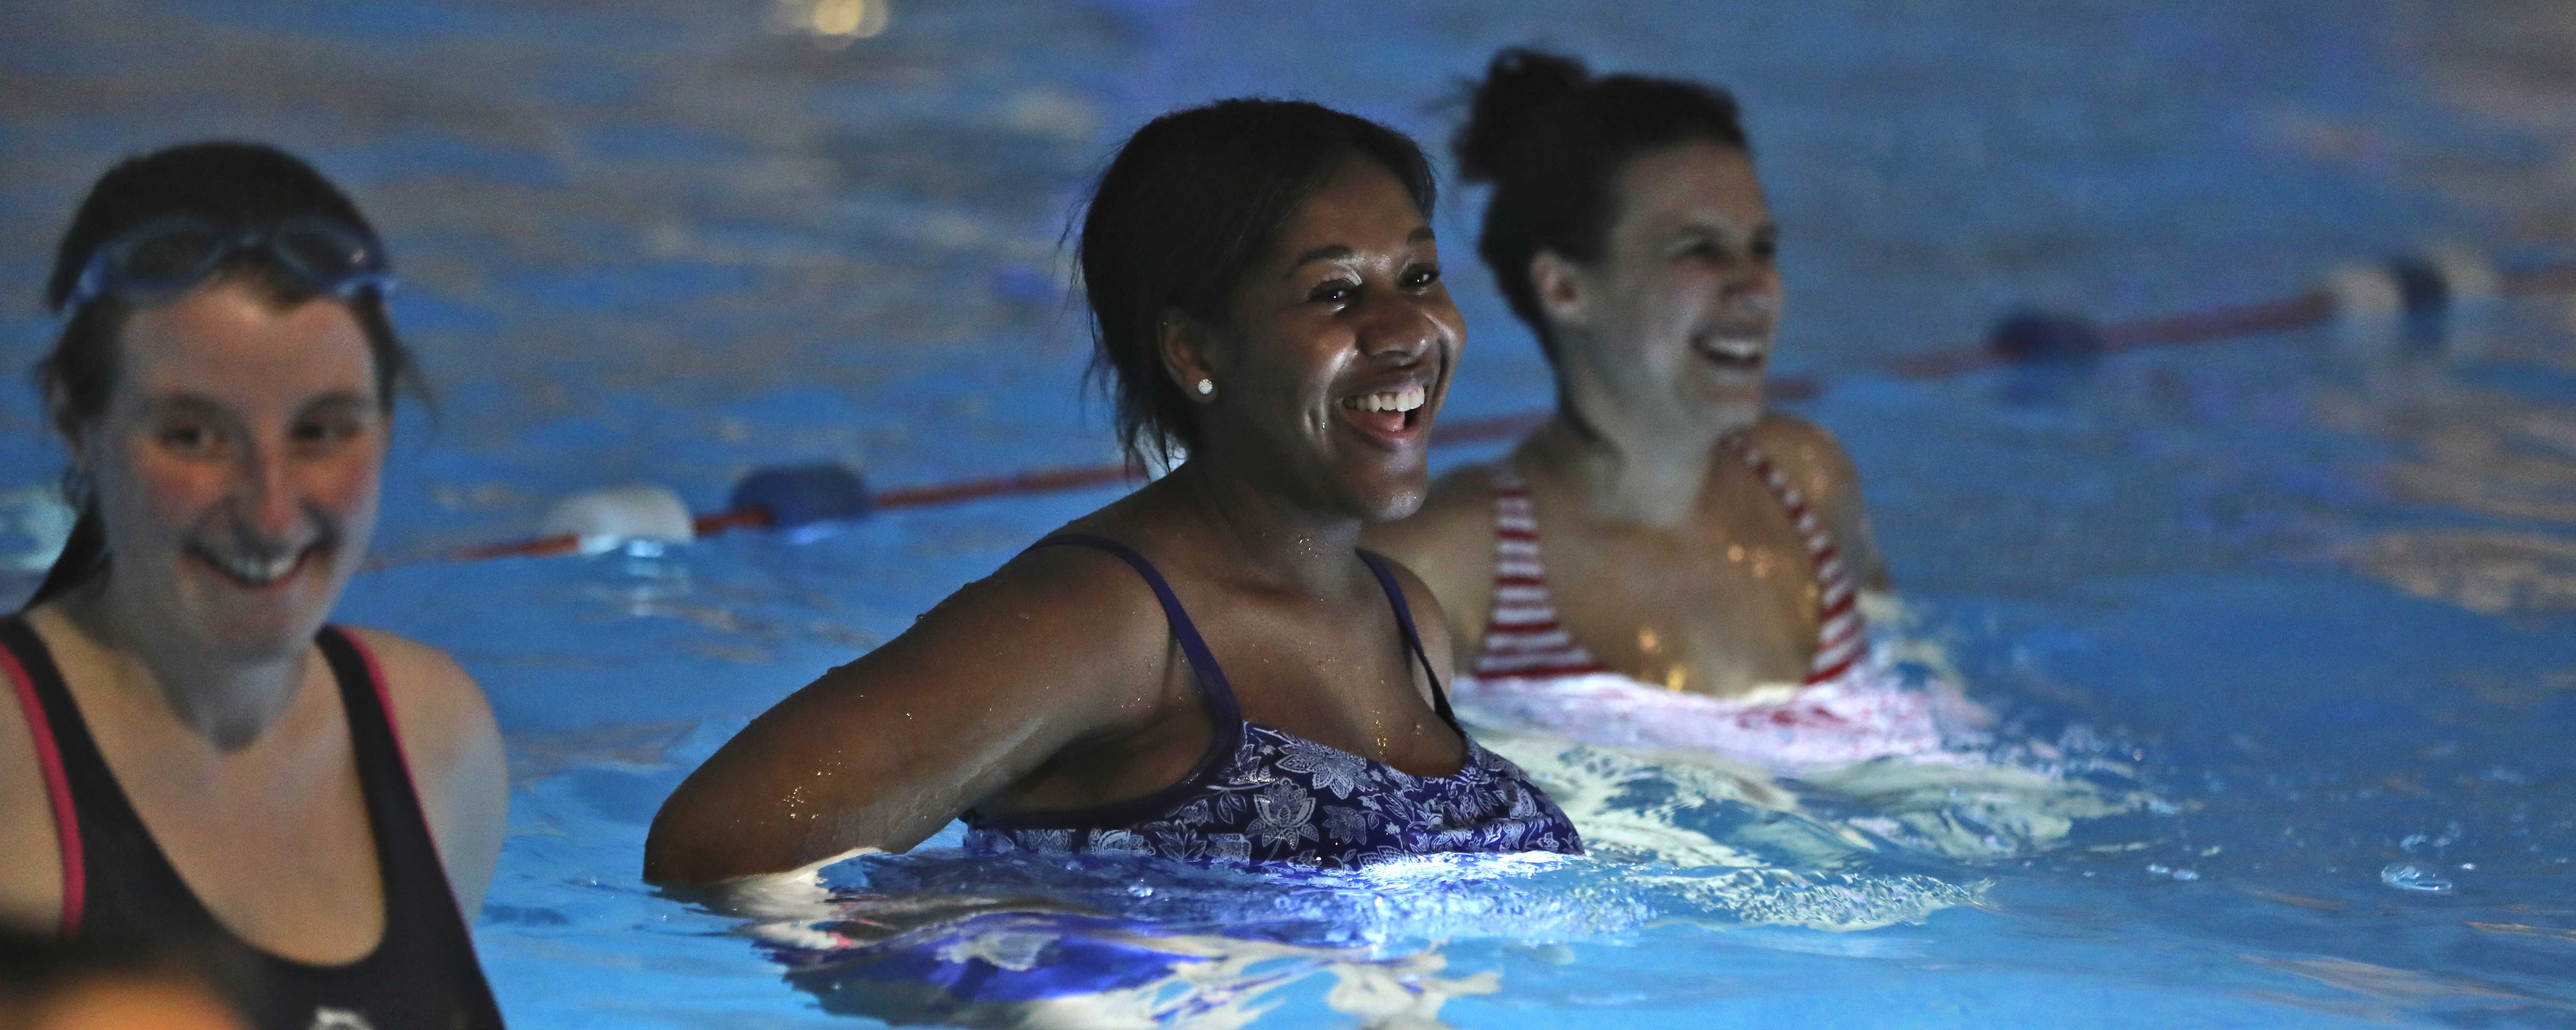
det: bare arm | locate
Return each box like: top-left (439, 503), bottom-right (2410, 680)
top-left (642, 547), bottom-right (1170, 885)
top-left (1361, 463), bottom-right (1499, 669)
top-left (352, 629), bottom-right (508, 918)
top-left (1752, 414), bottom-right (1890, 591)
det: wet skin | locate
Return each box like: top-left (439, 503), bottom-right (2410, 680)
top-left (1367, 140), bottom-right (1887, 699)
top-left (646, 156), bottom-right (1469, 884)
top-left (0, 282), bottom-right (506, 961)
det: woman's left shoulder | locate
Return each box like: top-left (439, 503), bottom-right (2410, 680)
top-left (1741, 413), bottom-right (1861, 491)
top-left (336, 627), bottom-right (501, 760)
top-left (1744, 411), bottom-right (1846, 456)
top-left (334, 627), bottom-right (507, 905)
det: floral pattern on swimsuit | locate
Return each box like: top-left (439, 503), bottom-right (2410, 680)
top-left (958, 533), bottom-right (1583, 869)
top-left (965, 722), bottom-right (1581, 867)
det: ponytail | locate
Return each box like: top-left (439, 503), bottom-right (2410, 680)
top-left (1453, 48), bottom-right (1749, 364)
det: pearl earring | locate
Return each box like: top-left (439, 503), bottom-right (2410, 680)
top-left (1196, 379), bottom-right (1214, 396)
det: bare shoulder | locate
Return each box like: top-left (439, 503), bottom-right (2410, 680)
top-left (1742, 412), bottom-right (1862, 498)
top-left (1741, 412), bottom-right (1889, 587)
top-left (339, 627), bottom-right (501, 775)
top-left (840, 535), bottom-right (1184, 728)
top-left (917, 537), bottom-right (1177, 663)
top-left (1745, 411), bottom-right (1853, 467)
top-left (338, 626), bottom-right (507, 911)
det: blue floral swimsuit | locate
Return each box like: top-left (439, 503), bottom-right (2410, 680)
top-left (961, 534), bottom-right (1582, 868)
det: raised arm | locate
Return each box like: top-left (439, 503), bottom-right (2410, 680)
top-left (1361, 463), bottom-right (1499, 669)
top-left (642, 547), bottom-right (1170, 885)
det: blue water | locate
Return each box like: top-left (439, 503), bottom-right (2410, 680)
top-left (5, 0), bottom-right (2576, 1026)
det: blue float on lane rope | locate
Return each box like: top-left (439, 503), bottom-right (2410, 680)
top-left (729, 464), bottom-right (873, 530)
top-left (1988, 309), bottom-right (2106, 364)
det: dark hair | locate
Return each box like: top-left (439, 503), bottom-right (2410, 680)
top-left (1455, 48), bottom-right (1749, 362)
top-left (1079, 99), bottom-right (1436, 467)
top-left (26, 141), bottom-right (422, 608)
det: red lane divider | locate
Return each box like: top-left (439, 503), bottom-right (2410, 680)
top-left (2097, 293), bottom-right (2336, 351)
top-left (1884, 291), bottom-right (2341, 379)
top-left (432, 508), bottom-right (777, 564)
top-left (415, 253), bottom-right (2573, 566)
top-left (424, 415), bottom-right (1569, 563)
top-left (870, 463), bottom-right (1140, 510)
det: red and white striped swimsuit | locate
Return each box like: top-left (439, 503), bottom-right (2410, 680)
top-left (1472, 434), bottom-right (1866, 686)
top-left (1455, 435), bottom-right (1965, 772)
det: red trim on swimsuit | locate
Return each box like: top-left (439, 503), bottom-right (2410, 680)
top-left (1470, 464), bottom-right (1612, 681)
top-left (338, 631), bottom-right (409, 763)
top-left (329, 629), bottom-right (452, 866)
top-left (2, 643), bottom-right (83, 935)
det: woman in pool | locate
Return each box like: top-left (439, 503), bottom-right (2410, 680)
top-left (646, 100), bottom-right (1578, 882)
top-left (0, 143), bottom-right (508, 1028)
top-left (1366, 50), bottom-right (1951, 769)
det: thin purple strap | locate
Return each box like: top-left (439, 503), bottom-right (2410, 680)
top-left (1357, 551), bottom-right (1458, 728)
top-left (1027, 534), bottom-right (1242, 723)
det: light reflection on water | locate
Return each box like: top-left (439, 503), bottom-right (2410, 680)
top-left (598, 619), bottom-right (2158, 1027)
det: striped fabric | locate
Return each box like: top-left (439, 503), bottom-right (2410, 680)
top-left (1470, 435), bottom-right (1867, 687)
top-left (1719, 434), bottom-right (1867, 684)
top-left (1469, 464), bottom-right (1613, 681)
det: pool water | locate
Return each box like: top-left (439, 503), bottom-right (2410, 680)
top-left (5, 0), bottom-right (2576, 1026)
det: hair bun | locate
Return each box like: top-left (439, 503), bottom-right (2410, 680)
top-left (1454, 48), bottom-right (1592, 183)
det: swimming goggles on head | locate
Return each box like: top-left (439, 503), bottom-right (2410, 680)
top-left (61, 213), bottom-right (396, 315)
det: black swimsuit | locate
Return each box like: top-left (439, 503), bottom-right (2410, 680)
top-left (2, 616), bottom-right (504, 1030)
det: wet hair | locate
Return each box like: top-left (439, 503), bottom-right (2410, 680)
top-left (1079, 99), bottom-right (1436, 467)
top-left (1454, 48), bottom-right (1750, 361)
top-left (26, 141), bottom-right (422, 608)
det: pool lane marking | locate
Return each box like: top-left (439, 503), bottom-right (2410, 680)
top-left (403, 258), bottom-right (2568, 567)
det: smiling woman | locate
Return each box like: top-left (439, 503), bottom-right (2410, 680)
top-left (645, 100), bottom-right (1579, 882)
top-left (0, 143), bottom-right (507, 1030)
top-left (1367, 49), bottom-right (1893, 703)
top-left (1359, 49), bottom-right (1946, 770)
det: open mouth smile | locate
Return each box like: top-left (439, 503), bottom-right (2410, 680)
top-left (1335, 383), bottom-right (1428, 447)
top-left (1692, 332), bottom-right (1769, 373)
top-left (184, 540), bottom-right (320, 590)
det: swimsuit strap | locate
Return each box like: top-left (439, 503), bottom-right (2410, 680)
top-left (1026, 534), bottom-right (1242, 724)
top-left (312, 626), bottom-right (475, 924)
top-left (0, 617), bottom-right (503, 1026)
top-left (1719, 434), bottom-right (1868, 684)
top-left (1355, 550), bottom-right (1458, 729)
top-left (1, 616), bottom-right (87, 935)
top-left (1473, 460), bottom-right (1610, 680)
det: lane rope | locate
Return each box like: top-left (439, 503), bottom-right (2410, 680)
top-left (413, 243), bottom-right (2554, 566)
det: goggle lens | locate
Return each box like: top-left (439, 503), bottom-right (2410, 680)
top-left (117, 227), bottom-right (228, 290)
top-left (64, 215), bottom-right (393, 315)
top-left (271, 221), bottom-right (380, 281)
